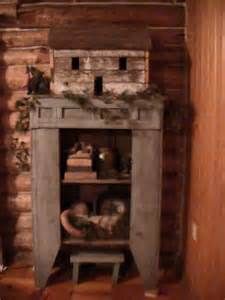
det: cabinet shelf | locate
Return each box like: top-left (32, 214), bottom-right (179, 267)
top-left (62, 178), bottom-right (131, 185)
top-left (63, 238), bottom-right (129, 248)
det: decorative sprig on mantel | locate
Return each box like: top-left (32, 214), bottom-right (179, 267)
top-left (11, 66), bottom-right (50, 172)
top-left (63, 84), bottom-right (165, 123)
top-left (10, 138), bottom-right (30, 172)
top-left (15, 95), bottom-right (40, 132)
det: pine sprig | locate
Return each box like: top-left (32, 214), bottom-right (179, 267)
top-left (15, 96), bottom-right (40, 132)
top-left (63, 84), bottom-right (165, 123)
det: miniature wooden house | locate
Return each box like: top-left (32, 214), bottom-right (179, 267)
top-left (31, 24), bottom-right (163, 294)
top-left (49, 25), bottom-right (150, 95)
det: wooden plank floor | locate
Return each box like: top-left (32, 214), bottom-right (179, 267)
top-left (0, 265), bottom-right (186, 300)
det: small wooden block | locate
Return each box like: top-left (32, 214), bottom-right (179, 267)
top-left (144, 289), bottom-right (159, 298)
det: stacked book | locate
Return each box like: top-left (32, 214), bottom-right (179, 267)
top-left (64, 151), bottom-right (97, 180)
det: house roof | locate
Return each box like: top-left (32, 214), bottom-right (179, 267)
top-left (49, 24), bottom-right (151, 51)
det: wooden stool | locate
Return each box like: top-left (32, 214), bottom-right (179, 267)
top-left (70, 251), bottom-right (124, 285)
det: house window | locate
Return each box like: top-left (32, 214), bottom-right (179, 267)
top-left (94, 76), bottom-right (103, 96)
top-left (119, 57), bottom-right (127, 70)
top-left (72, 57), bottom-right (80, 70)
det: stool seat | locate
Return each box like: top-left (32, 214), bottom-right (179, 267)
top-left (70, 251), bottom-right (125, 285)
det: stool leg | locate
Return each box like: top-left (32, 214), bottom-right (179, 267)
top-left (73, 263), bottom-right (80, 284)
top-left (112, 263), bottom-right (120, 285)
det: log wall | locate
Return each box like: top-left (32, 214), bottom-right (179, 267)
top-left (0, 1), bottom-right (187, 270)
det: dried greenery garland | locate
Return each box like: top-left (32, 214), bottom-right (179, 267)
top-left (11, 84), bottom-right (187, 171)
top-left (15, 95), bottom-right (40, 132)
top-left (10, 138), bottom-right (30, 172)
top-left (63, 84), bottom-right (165, 123)
top-left (10, 96), bottom-right (39, 172)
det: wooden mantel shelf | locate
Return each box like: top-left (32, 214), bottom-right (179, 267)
top-left (62, 178), bottom-right (131, 185)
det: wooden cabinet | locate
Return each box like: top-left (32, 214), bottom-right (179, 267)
top-left (31, 97), bottom-right (163, 291)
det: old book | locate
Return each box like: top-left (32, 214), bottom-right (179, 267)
top-left (64, 172), bottom-right (97, 180)
top-left (67, 158), bottom-right (92, 167)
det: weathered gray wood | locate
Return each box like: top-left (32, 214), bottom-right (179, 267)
top-left (112, 262), bottom-right (121, 285)
top-left (54, 49), bottom-right (146, 58)
top-left (53, 80), bottom-right (146, 95)
top-left (64, 238), bottom-right (129, 248)
top-left (30, 97), bottom-right (163, 293)
top-left (54, 56), bottom-right (146, 71)
top-left (70, 252), bottom-right (124, 285)
top-left (55, 70), bottom-right (146, 83)
top-left (70, 252), bottom-right (124, 264)
top-left (73, 262), bottom-right (79, 284)
top-left (130, 130), bottom-right (162, 291)
top-left (30, 98), bottom-right (162, 131)
top-left (32, 129), bottom-right (60, 288)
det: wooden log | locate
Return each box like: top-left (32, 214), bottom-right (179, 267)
top-left (151, 50), bottom-right (185, 65)
top-left (53, 80), bottom-right (145, 94)
top-left (3, 230), bottom-right (33, 251)
top-left (0, 212), bottom-right (32, 233)
top-left (0, 131), bottom-right (31, 150)
top-left (0, 2), bottom-right (17, 18)
top-left (54, 56), bottom-right (146, 71)
top-left (0, 91), bottom-right (27, 111)
top-left (0, 111), bottom-right (20, 130)
top-left (6, 250), bottom-right (33, 266)
top-left (0, 29), bottom-right (49, 49)
top-left (0, 47), bottom-right (50, 66)
top-left (18, 5), bottom-right (185, 28)
top-left (150, 64), bottom-right (185, 90)
top-left (55, 70), bottom-right (146, 83)
top-left (0, 151), bottom-right (31, 174)
top-left (54, 49), bottom-right (145, 58)
top-left (104, 82), bottom-right (145, 94)
top-left (0, 64), bottom-right (50, 91)
top-left (0, 173), bottom-right (31, 193)
top-left (149, 28), bottom-right (185, 50)
top-left (0, 192), bottom-right (32, 212)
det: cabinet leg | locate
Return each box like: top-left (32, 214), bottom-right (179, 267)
top-left (73, 263), bottom-right (80, 284)
top-left (112, 263), bottom-right (120, 285)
